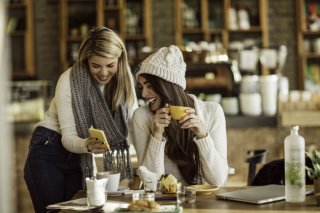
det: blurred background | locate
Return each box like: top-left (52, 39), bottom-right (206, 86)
top-left (2, 0), bottom-right (320, 212)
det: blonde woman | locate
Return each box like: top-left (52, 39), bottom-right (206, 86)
top-left (24, 27), bottom-right (137, 213)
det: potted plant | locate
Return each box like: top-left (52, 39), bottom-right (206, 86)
top-left (306, 150), bottom-right (320, 206)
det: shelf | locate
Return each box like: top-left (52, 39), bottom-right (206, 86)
top-left (60, 0), bottom-right (153, 70)
top-left (306, 53), bottom-right (320, 59)
top-left (6, 3), bottom-right (26, 8)
top-left (228, 27), bottom-right (263, 33)
top-left (175, 0), bottom-right (269, 49)
top-left (8, 0), bottom-right (35, 79)
top-left (280, 111), bottom-right (320, 127)
top-left (296, 0), bottom-right (320, 90)
top-left (226, 115), bottom-right (277, 128)
top-left (302, 30), bottom-right (320, 35)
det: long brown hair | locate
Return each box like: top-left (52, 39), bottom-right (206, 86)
top-left (141, 74), bottom-right (200, 184)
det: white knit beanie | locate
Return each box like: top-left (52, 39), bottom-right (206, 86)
top-left (136, 45), bottom-right (187, 89)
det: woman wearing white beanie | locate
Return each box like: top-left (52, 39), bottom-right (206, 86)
top-left (132, 45), bottom-right (228, 186)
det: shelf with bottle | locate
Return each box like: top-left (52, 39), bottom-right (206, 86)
top-left (296, 0), bottom-right (320, 90)
top-left (175, 0), bottom-right (269, 79)
top-left (60, 0), bottom-right (97, 70)
top-left (6, 0), bottom-right (35, 79)
top-left (176, 0), bottom-right (268, 48)
top-left (123, 0), bottom-right (152, 65)
top-left (60, 0), bottom-right (152, 70)
top-left (101, 0), bottom-right (123, 35)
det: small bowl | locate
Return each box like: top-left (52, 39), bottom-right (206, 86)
top-left (168, 105), bottom-right (190, 120)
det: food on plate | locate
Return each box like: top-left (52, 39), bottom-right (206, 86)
top-left (159, 174), bottom-right (178, 193)
top-left (126, 200), bottom-right (160, 212)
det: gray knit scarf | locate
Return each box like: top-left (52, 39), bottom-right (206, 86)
top-left (70, 62), bottom-right (133, 183)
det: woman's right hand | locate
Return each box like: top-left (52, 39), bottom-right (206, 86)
top-left (153, 106), bottom-right (171, 140)
top-left (86, 137), bottom-right (109, 154)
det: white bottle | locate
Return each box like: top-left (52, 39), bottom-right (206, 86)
top-left (284, 125), bottom-right (305, 202)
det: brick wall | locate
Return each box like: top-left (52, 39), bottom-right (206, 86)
top-left (268, 0), bottom-right (297, 89)
top-left (34, 1), bottom-right (60, 83)
top-left (152, 0), bottom-right (175, 48)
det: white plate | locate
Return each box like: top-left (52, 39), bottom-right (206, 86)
top-left (108, 186), bottom-right (129, 196)
top-left (186, 184), bottom-right (219, 195)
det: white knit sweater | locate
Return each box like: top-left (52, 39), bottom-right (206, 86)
top-left (132, 95), bottom-right (228, 186)
top-left (37, 69), bottom-right (137, 153)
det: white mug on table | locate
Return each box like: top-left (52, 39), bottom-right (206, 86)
top-left (97, 171), bottom-right (120, 192)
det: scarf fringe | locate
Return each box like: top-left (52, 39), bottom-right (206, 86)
top-left (103, 148), bottom-right (133, 180)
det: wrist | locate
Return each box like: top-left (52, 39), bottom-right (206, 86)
top-left (86, 140), bottom-right (92, 153)
top-left (196, 132), bottom-right (207, 139)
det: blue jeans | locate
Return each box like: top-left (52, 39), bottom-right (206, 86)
top-left (24, 126), bottom-right (82, 213)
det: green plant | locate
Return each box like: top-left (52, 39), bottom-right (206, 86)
top-left (286, 163), bottom-right (304, 187)
top-left (306, 150), bottom-right (320, 180)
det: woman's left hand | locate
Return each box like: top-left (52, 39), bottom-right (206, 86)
top-left (179, 108), bottom-right (207, 139)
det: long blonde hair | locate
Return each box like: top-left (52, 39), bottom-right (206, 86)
top-left (77, 27), bottom-right (136, 110)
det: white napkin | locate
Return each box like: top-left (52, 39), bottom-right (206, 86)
top-left (138, 166), bottom-right (158, 191)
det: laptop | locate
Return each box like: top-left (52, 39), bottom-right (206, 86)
top-left (216, 184), bottom-right (313, 204)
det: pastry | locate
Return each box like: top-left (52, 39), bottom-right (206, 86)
top-left (159, 174), bottom-right (178, 193)
top-left (126, 200), bottom-right (160, 212)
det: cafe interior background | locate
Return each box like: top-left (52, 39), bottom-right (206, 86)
top-left (1, 0), bottom-right (320, 212)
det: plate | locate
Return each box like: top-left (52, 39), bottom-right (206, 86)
top-left (108, 186), bottom-right (129, 196)
top-left (186, 184), bottom-right (219, 195)
top-left (115, 205), bottom-right (182, 213)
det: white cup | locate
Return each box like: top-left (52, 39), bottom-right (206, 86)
top-left (97, 171), bottom-right (120, 192)
top-left (221, 97), bottom-right (239, 115)
top-left (259, 75), bottom-right (278, 116)
top-left (278, 76), bottom-right (289, 96)
top-left (144, 180), bottom-right (160, 193)
top-left (240, 75), bottom-right (259, 94)
top-left (206, 94), bottom-right (222, 103)
top-left (239, 93), bottom-right (262, 116)
top-left (87, 190), bottom-right (105, 207)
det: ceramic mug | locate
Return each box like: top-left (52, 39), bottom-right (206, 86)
top-left (221, 97), bottom-right (239, 115)
top-left (97, 171), bottom-right (120, 192)
top-left (169, 105), bottom-right (190, 120)
top-left (239, 93), bottom-right (262, 116)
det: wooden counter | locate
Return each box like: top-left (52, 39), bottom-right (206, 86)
top-left (59, 187), bottom-right (318, 213)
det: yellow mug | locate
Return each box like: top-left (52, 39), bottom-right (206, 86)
top-left (169, 105), bottom-right (190, 120)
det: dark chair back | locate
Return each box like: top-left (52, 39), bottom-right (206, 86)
top-left (246, 149), bottom-right (268, 186)
top-left (251, 156), bottom-right (314, 186)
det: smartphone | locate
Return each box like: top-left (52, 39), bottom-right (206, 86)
top-left (88, 127), bottom-right (111, 151)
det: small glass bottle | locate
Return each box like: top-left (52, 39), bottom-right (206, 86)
top-left (284, 125), bottom-right (305, 202)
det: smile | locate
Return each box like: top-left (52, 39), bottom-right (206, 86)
top-left (146, 98), bottom-right (156, 104)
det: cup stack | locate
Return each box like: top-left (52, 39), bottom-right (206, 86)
top-left (239, 75), bottom-right (261, 116)
top-left (259, 75), bottom-right (278, 116)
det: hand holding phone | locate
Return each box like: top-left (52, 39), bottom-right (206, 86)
top-left (88, 127), bottom-right (111, 151)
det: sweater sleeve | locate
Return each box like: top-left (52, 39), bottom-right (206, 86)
top-left (194, 103), bottom-right (228, 186)
top-left (55, 69), bottom-right (88, 153)
top-left (132, 107), bottom-right (166, 176)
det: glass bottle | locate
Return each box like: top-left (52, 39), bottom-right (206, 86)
top-left (284, 125), bottom-right (305, 202)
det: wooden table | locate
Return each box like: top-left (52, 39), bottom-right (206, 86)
top-left (59, 187), bottom-right (319, 213)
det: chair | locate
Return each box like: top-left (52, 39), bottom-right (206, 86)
top-left (246, 149), bottom-right (267, 186)
top-left (251, 156), bottom-right (314, 186)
